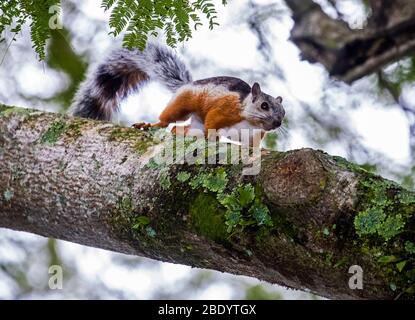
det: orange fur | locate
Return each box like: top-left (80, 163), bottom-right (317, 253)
top-left (158, 88), bottom-right (244, 136)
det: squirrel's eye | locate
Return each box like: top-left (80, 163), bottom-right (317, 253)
top-left (260, 102), bottom-right (269, 110)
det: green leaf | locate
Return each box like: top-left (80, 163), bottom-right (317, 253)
top-left (248, 202), bottom-right (273, 227)
top-left (189, 173), bottom-right (206, 189)
top-left (404, 241), bottom-right (415, 255)
top-left (377, 255), bottom-right (399, 264)
top-left (132, 216), bottom-right (151, 230)
top-left (396, 260), bottom-right (407, 272)
top-left (0, 0), bottom-right (227, 60)
top-left (136, 216), bottom-right (151, 226)
top-left (238, 184), bottom-right (255, 208)
top-left (202, 168), bottom-right (228, 193)
top-left (219, 194), bottom-right (242, 212)
top-left (225, 210), bottom-right (242, 233)
top-left (177, 171), bottom-right (191, 182)
top-left (406, 284), bottom-right (415, 294)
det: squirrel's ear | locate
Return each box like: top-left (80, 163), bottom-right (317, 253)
top-left (252, 82), bottom-right (261, 101)
top-left (276, 96), bottom-right (283, 104)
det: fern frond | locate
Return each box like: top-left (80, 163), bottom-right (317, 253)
top-left (104, 0), bottom-right (227, 50)
top-left (0, 0), bottom-right (227, 59)
top-left (0, 0), bottom-right (61, 60)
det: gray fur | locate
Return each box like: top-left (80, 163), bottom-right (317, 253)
top-left (69, 42), bottom-right (192, 121)
top-left (193, 76), bottom-right (251, 102)
top-left (242, 82), bottom-right (285, 131)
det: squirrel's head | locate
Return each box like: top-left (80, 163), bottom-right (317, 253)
top-left (243, 82), bottom-right (285, 131)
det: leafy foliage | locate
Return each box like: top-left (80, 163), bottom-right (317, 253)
top-left (353, 179), bottom-right (408, 242)
top-left (219, 184), bottom-right (273, 233)
top-left (132, 216), bottom-right (151, 229)
top-left (189, 168), bottom-right (228, 193)
top-left (40, 120), bottom-right (66, 144)
top-left (405, 241), bottom-right (415, 255)
top-left (132, 215), bottom-right (157, 238)
top-left (180, 167), bottom-right (273, 235)
top-left (353, 178), bottom-right (415, 295)
top-left (0, 0), bottom-right (228, 60)
top-left (0, 0), bottom-right (60, 60)
top-left (176, 171), bottom-right (191, 182)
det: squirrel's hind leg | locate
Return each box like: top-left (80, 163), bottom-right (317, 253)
top-left (133, 89), bottom-right (196, 131)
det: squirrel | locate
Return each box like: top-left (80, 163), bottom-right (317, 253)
top-left (69, 42), bottom-right (285, 144)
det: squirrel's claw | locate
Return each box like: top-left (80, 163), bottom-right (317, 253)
top-left (132, 122), bottom-right (152, 130)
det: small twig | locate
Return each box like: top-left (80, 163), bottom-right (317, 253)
top-left (0, 32), bottom-right (18, 67)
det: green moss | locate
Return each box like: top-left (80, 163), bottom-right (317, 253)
top-left (117, 196), bottom-right (135, 216)
top-left (267, 206), bottom-right (298, 240)
top-left (108, 127), bottom-right (157, 155)
top-left (134, 138), bottom-right (157, 156)
top-left (321, 251), bottom-right (333, 266)
top-left (332, 155), bottom-right (370, 174)
top-left (0, 105), bottom-right (34, 117)
top-left (219, 184), bottom-right (273, 234)
top-left (333, 256), bottom-right (350, 269)
top-left (189, 167), bottom-right (228, 193)
top-left (177, 171), bottom-right (191, 182)
top-left (159, 169), bottom-right (172, 190)
top-left (109, 127), bottom-right (137, 141)
top-left (263, 132), bottom-right (278, 150)
top-left (190, 193), bottom-right (228, 242)
top-left (0, 104), bottom-right (9, 113)
top-left (354, 178), bottom-right (411, 242)
top-left (178, 167), bottom-right (273, 238)
top-left (354, 208), bottom-right (386, 237)
top-left (65, 119), bottom-right (87, 139)
top-left (40, 120), bottom-right (66, 144)
top-left (146, 158), bottom-right (166, 170)
top-left (378, 214), bottom-right (406, 241)
top-left (353, 174), bottom-right (415, 296)
top-left (405, 241), bottom-right (415, 255)
top-left (111, 196), bottom-right (141, 236)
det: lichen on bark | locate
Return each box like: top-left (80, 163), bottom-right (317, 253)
top-left (0, 105), bottom-right (414, 299)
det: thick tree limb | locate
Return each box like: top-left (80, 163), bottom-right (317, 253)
top-left (0, 105), bottom-right (414, 299)
top-left (284, 0), bottom-right (415, 83)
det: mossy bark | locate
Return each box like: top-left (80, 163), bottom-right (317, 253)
top-left (0, 105), bottom-right (414, 299)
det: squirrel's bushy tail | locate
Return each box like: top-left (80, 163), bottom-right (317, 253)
top-left (69, 42), bottom-right (192, 121)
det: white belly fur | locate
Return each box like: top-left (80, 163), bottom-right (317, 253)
top-left (218, 120), bottom-right (263, 147)
top-left (171, 116), bottom-right (263, 147)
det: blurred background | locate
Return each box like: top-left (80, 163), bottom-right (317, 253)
top-left (0, 0), bottom-right (413, 299)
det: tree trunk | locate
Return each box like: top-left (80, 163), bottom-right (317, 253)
top-left (284, 0), bottom-right (415, 83)
top-left (0, 104), bottom-right (414, 299)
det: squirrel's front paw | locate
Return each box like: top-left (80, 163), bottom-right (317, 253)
top-left (132, 122), bottom-right (152, 130)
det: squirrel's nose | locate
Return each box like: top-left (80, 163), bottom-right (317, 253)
top-left (272, 119), bottom-right (282, 128)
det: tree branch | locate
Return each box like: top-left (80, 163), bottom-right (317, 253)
top-left (0, 105), bottom-right (414, 299)
top-left (284, 0), bottom-right (415, 83)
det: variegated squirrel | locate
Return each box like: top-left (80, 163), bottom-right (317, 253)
top-left (69, 42), bottom-right (285, 142)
